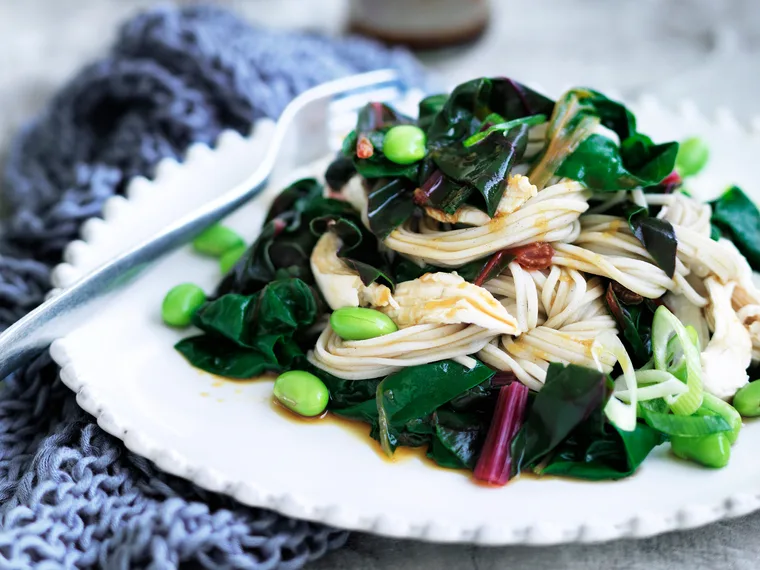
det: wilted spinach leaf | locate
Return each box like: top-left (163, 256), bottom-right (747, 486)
top-left (710, 186), bottom-right (760, 271)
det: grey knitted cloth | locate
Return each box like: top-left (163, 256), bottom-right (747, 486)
top-left (0, 5), bottom-right (422, 569)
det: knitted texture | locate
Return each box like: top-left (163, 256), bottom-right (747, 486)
top-left (0, 5), bottom-right (422, 569)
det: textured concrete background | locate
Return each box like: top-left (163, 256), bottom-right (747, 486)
top-left (1, 1), bottom-right (759, 569)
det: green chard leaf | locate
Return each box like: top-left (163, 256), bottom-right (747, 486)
top-left (539, 408), bottom-right (666, 480)
top-left (310, 216), bottom-right (394, 288)
top-left (511, 363), bottom-right (612, 475)
top-left (342, 102), bottom-right (420, 181)
top-left (627, 205), bottom-right (678, 278)
top-left (366, 177), bottom-right (418, 240)
top-left (709, 186), bottom-right (760, 271)
top-left (604, 283), bottom-right (655, 367)
top-left (376, 360), bottom-right (495, 456)
top-left (217, 178), bottom-right (355, 296)
top-left (431, 124), bottom-right (533, 216)
top-left (175, 278), bottom-right (320, 379)
top-left (427, 410), bottom-right (486, 470)
top-left (424, 77), bottom-right (555, 148)
top-left (530, 88), bottom-right (677, 191)
top-left (419, 78), bottom-right (553, 216)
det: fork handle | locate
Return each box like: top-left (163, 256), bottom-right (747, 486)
top-left (0, 170), bottom-right (270, 380)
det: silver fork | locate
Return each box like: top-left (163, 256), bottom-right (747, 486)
top-left (0, 69), bottom-right (411, 378)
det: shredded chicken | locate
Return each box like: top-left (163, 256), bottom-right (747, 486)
top-left (701, 277), bottom-right (752, 400)
top-left (424, 205), bottom-right (491, 226)
top-left (382, 272), bottom-right (520, 335)
top-left (496, 174), bottom-right (539, 216)
top-left (310, 232), bottom-right (396, 310)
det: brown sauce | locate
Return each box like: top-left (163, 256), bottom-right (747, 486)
top-left (205, 374), bottom-right (584, 486)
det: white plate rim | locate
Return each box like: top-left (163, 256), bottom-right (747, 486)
top-left (47, 93), bottom-right (760, 545)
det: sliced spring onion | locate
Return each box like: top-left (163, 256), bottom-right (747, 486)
top-left (697, 393), bottom-right (742, 445)
top-left (640, 404), bottom-right (731, 437)
top-left (463, 114), bottom-right (547, 147)
top-left (613, 370), bottom-right (688, 403)
top-left (652, 306), bottom-right (703, 415)
top-left (598, 332), bottom-right (638, 431)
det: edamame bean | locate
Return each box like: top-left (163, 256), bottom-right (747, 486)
top-left (732, 380), bottom-right (760, 417)
top-left (671, 432), bottom-right (731, 468)
top-left (383, 125), bottom-right (426, 165)
top-left (219, 244), bottom-right (247, 274)
top-left (330, 307), bottom-right (398, 341)
top-left (162, 283), bottom-right (206, 327)
top-left (675, 137), bottom-right (709, 178)
top-left (193, 224), bottom-right (245, 257)
top-left (273, 370), bottom-right (329, 417)
top-left (697, 393), bottom-right (741, 444)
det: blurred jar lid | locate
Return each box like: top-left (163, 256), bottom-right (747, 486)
top-left (348, 0), bottom-right (490, 49)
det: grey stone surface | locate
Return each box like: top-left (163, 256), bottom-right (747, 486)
top-left (1, 1), bottom-right (759, 568)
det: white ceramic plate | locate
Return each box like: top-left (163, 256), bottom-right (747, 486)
top-left (49, 95), bottom-right (760, 545)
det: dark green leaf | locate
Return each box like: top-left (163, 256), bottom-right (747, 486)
top-left (604, 283), bottom-right (654, 366)
top-left (391, 258), bottom-right (440, 283)
top-left (425, 77), bottom-right (554, 148)
top-left (366, 177), bottom-right (418, 240)
top-left (176, 278), bottom-right (320, 379)
top-left (540, 410), bottom-right (665, 480)
top-left (417, 94), bottom-right (448, 132)
top-left (427, 410), bottom-right (486, 469)
top-left (324, 156), bottom-right (356, 190)
top-left (378, 360), bottom-right (495, 426)
top-left (175, 335), bottom-right (291, 379)
top-left (376, 360), bottom-right (495, 454)
top-left (342, 103), bottom-right (419, 181)
top-left (310, 216), bottom-right (394, 288)
top-left (710, 186), bottom-right (760, 271)
top-left (217, 178), bottom-right (355, 296)
top-left (558, 134), bottom-right (678, 190)
top-left (628, 206), bottom-right (678, 278)
top-left (432, 125), bottom-right (532, 216)
top-left (511, 363), bottom-right (612, 474)
top-left (192, 294), bottom-right (254, 345)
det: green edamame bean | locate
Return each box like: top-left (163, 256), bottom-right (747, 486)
top-left (192, 224), bottom-right (245, 257)
top-left (330, 307), bottom-right (398, 341)
top-left (383, 125), bottom-right (426, 165)
top-left (273, 370), bottom-right (329, 417)
top-left (671, 432), bottom-right (731, 468)
top-left (219, 244), bottom-right (247, 274)
top-left (162, 283), bottom-right (206, 327)
top-left (697, 393), bottom-right (741, 444)
top-left (732, 380), bottom-right (760, 417)
top-left (675, 137), bottom-right (709, 178)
